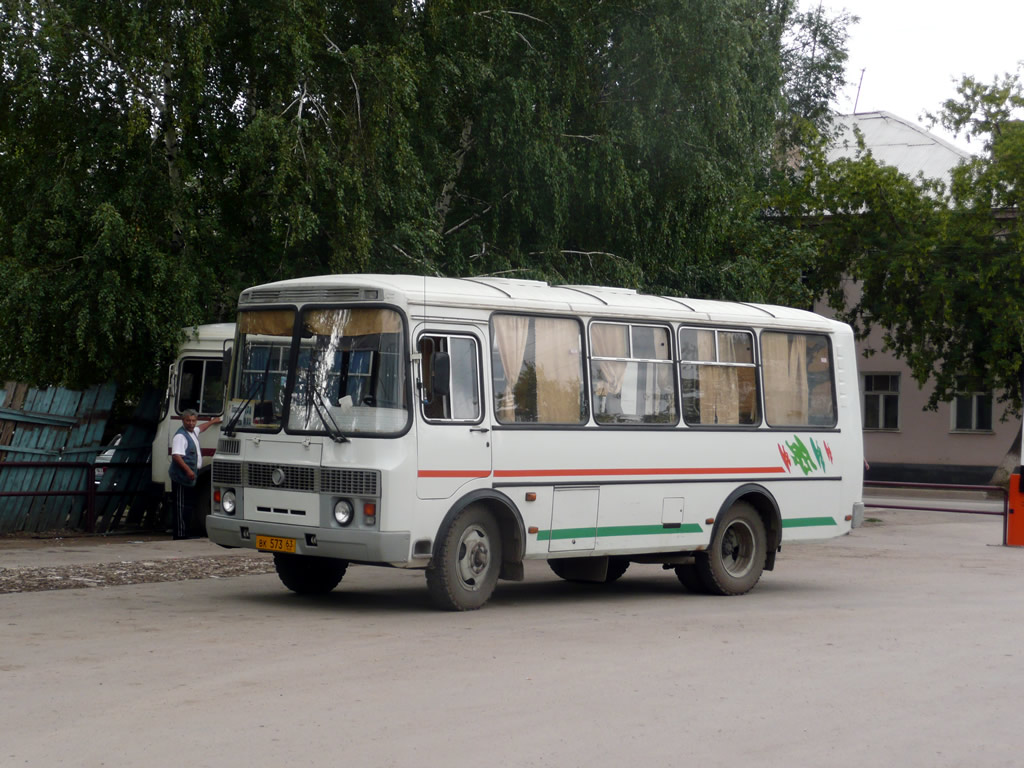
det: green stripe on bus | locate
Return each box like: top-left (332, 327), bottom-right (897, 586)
top-left (537, 523), bottom-right (703, 541)
top-left (782, 517), bottom-right (837, 528)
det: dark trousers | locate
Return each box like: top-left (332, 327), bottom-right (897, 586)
top-left (172, 481), bottom-right (197, 539)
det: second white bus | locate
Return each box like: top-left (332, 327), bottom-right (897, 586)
top-left (207, 274), bottom-right (864, 610)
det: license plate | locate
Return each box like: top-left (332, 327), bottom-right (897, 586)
top-left (256, 535), bottom-right (296, 553)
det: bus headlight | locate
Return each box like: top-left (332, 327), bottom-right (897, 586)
top-left (334, 499), bottom-right (354, 526)
top-left (222, 490), bottom-right (236, 515)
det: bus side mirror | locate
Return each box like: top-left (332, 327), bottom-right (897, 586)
top-left (223, 344), bottom-right (232, 377)
top-left (431, 352), bottom-right (451, 398)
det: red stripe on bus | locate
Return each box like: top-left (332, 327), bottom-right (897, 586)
top-left (493, 466), bottom-right (787, 478)
top-left (418, 470), bottom-right (493, 479)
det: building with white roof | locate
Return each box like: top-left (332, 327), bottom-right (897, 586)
top-left (830, 111), bottom-right (971, 183)
top-left (824, 112), bottom-right (1018, 484)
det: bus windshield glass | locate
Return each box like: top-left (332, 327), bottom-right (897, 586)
top-left (226, 309), bottom-right (295, 432)
top-left (287, 308), bottom-right (407, 436)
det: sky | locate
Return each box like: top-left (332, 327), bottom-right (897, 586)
top-left (830, 0), bottom-right (1024, 153)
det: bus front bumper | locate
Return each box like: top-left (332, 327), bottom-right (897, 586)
top-left (206, 515), bottom-right (413, 565)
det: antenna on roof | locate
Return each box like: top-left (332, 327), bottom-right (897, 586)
top-left (854, 68), bottom-right (866, 113)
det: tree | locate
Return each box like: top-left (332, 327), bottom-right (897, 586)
top-left (778, 67), bottom-right (1024, 416)
top-left (0, 0), bottom-right (852, 399)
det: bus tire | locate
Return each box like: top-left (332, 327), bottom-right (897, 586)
top-left (674, 563), bottom-right (707, 593)
top-left (548, 556), bottom-right (630, 584)
top-left (696, 501), bottom-right (766, 596)
top-left (426, 505), bottom-right (501, 611)
top-left (273, 553), bottom-right (348, 595)
top-left (605, 557), bottom-right (630, 583)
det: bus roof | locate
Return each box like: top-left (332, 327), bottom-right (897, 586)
top-left (180, 323), bottom-right (236, 351)
top-left (239, 274), bottom-right (839, 331)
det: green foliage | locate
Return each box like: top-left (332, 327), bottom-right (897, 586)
top-left (781, 68), bottom-right (1024, 414)
top-left (0, 0), bottom-right (850, 397)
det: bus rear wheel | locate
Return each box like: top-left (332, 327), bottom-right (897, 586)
top-left (694, 501), bottom-right (766, 596)
top-left (273, 553), bottom-right (348, 595)
top-left (426, 506), bottom-right (502, 611)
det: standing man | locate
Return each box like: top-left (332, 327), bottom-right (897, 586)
top-left (169, 409), bottom-right (222, 540)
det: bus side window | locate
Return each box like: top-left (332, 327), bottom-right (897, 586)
top-left (420, 335), bottom-right (481, 422)
top-left (177, 358), bottom-right (225, 416)
top-left (679, 327), bottom-right (759, 426)
top-left (761, 331), bottom-right (836, 427)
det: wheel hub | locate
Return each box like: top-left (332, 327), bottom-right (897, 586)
top-left (468, 540), bottom-right (489, 574)
top-left (457, 526), bottom-right (491, 589)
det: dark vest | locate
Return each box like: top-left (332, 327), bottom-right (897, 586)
top-left (169, 426), bottom-right (199, 487)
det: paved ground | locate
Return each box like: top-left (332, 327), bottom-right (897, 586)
top-left (1, 500), bottom-right (1022, 768)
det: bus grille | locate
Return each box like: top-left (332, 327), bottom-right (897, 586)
top-left (214, 461), bottom-right (380, 497)
top-left (321, 468), bottom-right (380, 497)
top-left (212, 460), bottom-right (242, 485)
top-left (217, 437), bottom-right (241, 455)
top-left (246, 463), bottom-right (316, 492)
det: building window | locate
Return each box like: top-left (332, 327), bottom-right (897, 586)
top-left (952, 391), bottom-right (993, 432)
top-left (863, 374), bottom-right (899, 430)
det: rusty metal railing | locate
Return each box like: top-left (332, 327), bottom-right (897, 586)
top-left (0, 459), bottom-right (152, 533)
top-left (864, 480), bottom-right (1009, 545)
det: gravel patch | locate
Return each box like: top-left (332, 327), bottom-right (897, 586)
top-left (0, 555), bottom-right (276, 594)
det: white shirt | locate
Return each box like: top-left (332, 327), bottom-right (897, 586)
top-left (171, 426), bottom-right (203, 471)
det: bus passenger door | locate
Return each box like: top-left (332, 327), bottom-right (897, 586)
top-left (416, 329), bottom-right (492, 500)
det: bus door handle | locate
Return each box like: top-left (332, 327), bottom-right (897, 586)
top-left (469, 427), bottom-right (490, 433)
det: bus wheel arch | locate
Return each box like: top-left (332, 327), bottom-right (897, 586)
top-left (714, 484), bottom-right (782, 571)
top-left (690, 485), bottom-right (780, 597)
top-left (426, 491), bottom-right (525, 611)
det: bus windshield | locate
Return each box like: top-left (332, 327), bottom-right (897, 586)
top-left (226, 309), bottom-right (294, 432)
top-left (289, 308), bottom-right (407, 436)
top-left (227, 307), bottom-right (408, 436)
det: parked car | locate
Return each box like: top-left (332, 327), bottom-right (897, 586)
top-left (93, 435), bottom-right (121, 485)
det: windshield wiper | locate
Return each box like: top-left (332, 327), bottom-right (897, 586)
top-left (311, 391), bottom-right (348, 443)
top-left (301, 348), bottom-right (348, 443)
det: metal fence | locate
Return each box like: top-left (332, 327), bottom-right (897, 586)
top-left (0, 383), bottom-right (161, 533)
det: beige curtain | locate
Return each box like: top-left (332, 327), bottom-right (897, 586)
top-left (763, 332), bottom-right (808, 425)
top-left (591, 323), bottom-right (627, 397)
top-left (239, 310), bottom-right (294, 337)
top-left (698, 331), bottom-right (717, 424)
top-left (493, 315), bottom-right (530, 421)
top-left (535, 317), bottom-right (582, 423)
top-left (713, 333), bottom-right (741, 425)
top-left (304, 309), bottom-right (401, 337)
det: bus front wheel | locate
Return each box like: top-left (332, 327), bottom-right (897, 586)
top-left (273, 553), bottom-right (348, 595)
top-left (426, 506), bottom-right (502, 611)
top-left (695, 501), bottom-right (766, 596)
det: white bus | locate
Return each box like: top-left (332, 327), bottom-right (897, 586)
top-left (153, 323), bottom-right (234, 530)
top-left (207, 275), bottom-right (864, 610)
